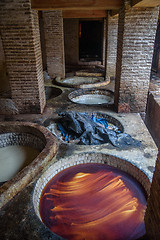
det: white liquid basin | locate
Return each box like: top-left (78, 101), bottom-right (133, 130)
top-left (0, 145), bottom-right (39, 182)
top-left (71, 94), bottom-right (113, 105)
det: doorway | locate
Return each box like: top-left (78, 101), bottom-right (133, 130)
top-left (79, 20), bottom-right (103, 62)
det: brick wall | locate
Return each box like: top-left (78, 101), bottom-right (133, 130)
top-left (0, 0), bottom-right (45, 113)
top-left (64, 19), bottom-right (79, 66)
top-left (43, 11), bottom-right (65, 79)
top-left (145, 150), bottom-right (160, 239)
top-left (115, 5), bottom-right (159, 113)
top-left (106, 14), bottom-right (118, 77)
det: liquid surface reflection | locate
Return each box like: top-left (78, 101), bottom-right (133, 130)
top-left (39, 163), bottom-right (146, 240)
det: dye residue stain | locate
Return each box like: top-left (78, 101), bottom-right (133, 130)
top-left (39, 164), bottom-right (146, 240)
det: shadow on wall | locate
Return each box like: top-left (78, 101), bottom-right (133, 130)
top-left (0, 36), bottom-right (10, 96)
top-left (0, 66), bottom-right (10, 95)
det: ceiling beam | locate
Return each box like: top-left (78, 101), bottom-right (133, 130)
top-left (132, 0), bottom-right (160, 8)
top-left (62, 10), bottom-right (107, 18)
top-left (31, 0), bottom-right (123, 10)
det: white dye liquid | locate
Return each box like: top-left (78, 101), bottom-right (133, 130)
top-left (0, 145), bottom-right (40, 182)
top-left (63, 77), bottom-right (101, 85)
top-left (71, 94), bottom-right (113, 105)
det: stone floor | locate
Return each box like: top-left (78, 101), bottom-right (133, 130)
top-left (0, 77), bottom-right (158, 240)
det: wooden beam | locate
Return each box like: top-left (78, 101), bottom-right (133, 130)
top-left (62, 10), bottom-right (107, 18)
top-left (132, 0), bottom-right (160, 8)
top-left (31, 0), bottom-right (123, 10)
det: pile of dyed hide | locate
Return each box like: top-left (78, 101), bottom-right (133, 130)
top-left (57, 111), bottom-right (141, 148)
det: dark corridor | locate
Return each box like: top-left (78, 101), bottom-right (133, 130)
top-left (79, 20), bottom-right (103, 62)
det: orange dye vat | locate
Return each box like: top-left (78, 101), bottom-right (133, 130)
top-left (39, 163), bottom-right (147, 240)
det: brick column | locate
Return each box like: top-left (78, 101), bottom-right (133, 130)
top-left (0, 0), bottom-right (46, 114)
top-left (115, 3), bottom-right (159, 113)
top-left (43, 11), bottom-right (65, 79)
top-left (145, 150), bottom-right (160, 239)
top-left (106, 14), bottom-right (118, 78)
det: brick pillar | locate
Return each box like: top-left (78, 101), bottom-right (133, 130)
top-left (43, 11), bottom-right (65, 79)
top-left (64, 19), bottom-right (79, 66)
top-left (0, 0), bottom-right (45, 114)
top-left (115, 3), bottom-right (159, 113)
top-left (144, 150), bottom-right (160, 239)
top-left (106, 14), bottom-right (118, 78)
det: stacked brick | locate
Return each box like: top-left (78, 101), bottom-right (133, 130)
top-left (0, 132), bottom-right (45, 151)
top-left (115, 4), bottom-right (159, 113)
top-left (106, 14), bottom-right (118, 78)
top-left (145, 150), bottom-right (160, 239)
top-left (43, 11), bottom-right (65, 79)
top-left (0, 0), bottom-right (45, 113)
top-left (64, 19), bottom-right (79, 66)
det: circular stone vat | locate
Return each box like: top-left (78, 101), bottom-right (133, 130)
top-left (47, 112), bottom-right (124, 144)
top-left (33, 153), bottom-right (150, 240)
top-left (45, 86), bottom-right (62, 100)
top-left (55, 76), bottom-right (110, 89)
top-left (68, 89), bottom-right (114, 105)
top-left (0, 122), bottom-right (58, 209)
